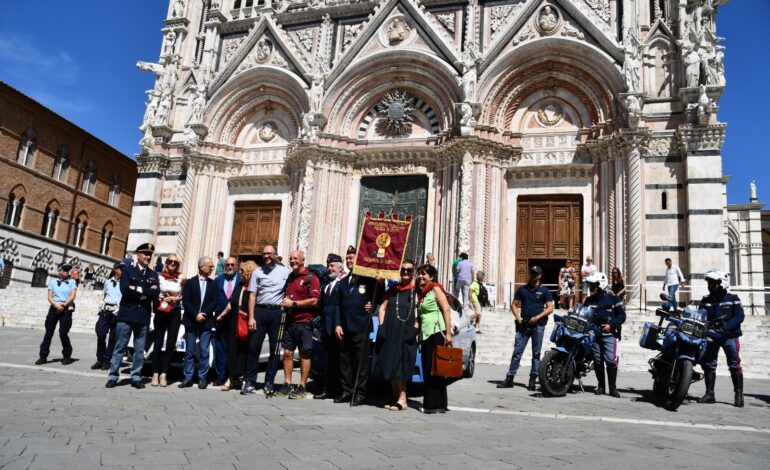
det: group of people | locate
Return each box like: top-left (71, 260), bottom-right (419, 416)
top-left (33, 244), bottom-right (746, 410)
top-left (556, 256), bottom-right (626, 310)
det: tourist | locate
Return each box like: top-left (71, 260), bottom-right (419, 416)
top-left (416, 263), bottom-right (453, 414)
top-left (36, 263), bottom-right (77, 366)
top-left (213, 257), bottom-right (240, 387)
top-left (91, 260), bottom-right (123, 370)
top-left (558, 259), bottom-right (576, 310)
top-left (222, 261), bottom-right (257, 391)
top-left (425, 252), bottom-right (435, 266)
top-left (151, 254), bottom-right (185, 387)
top-left (580, 256), bottom-right (596, 303)
top-left (455, 253), bottom-right (474, 311)
top-left (83, 263), bottom-right (95, 291)
top-left (313, 255), bottom-right (344, 400)
top-left (179, 257), bottom-right (217, 389)
top-left (244, 244), bottom-right (291, 395)
top-left (106, 243), bottom-right (160, 389)
top-left (70, 267), bottom-right (81, 287)
top-left (470, 272), bottom-right (483, 333)
top-left (451, 252), bottom-right (463, 298)
top-left (661, 258), bottom-right (685, 311)
top-left (215, 251), bottom-right (225, 277)
top-left (584, 272), bottom-right (626, 398)
top-left (611, 267), bottom-right (626, 301)
top-left (275, 250), bottom-right (320, 399)
top-left (376, 260), bottom-right (418, 411)
top-left (343, 245), bottom-right (356, 278)
top-left (497, 266), bottom-right (554, 391)
top-left (335, 258), bottom-right (379, 406)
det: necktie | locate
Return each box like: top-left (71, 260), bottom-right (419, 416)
top-left (226, 279), bottom-right (234, 299)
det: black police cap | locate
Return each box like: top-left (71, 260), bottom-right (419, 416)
top-left (57, 263), bottom-right (72, 272)
top-left (135, 243), bottom-right (155, 254)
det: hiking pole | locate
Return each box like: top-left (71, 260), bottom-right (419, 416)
top-left (350, 279), bottom-right (379, 407)
top-left (267, 300), bottom-right (290, 398)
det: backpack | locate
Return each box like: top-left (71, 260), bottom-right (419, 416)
top-left (306, 264), bottom-right (330, 286)
top-left (478, 282), bottom-right (490, 307)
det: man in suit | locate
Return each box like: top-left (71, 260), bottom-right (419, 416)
top-left (179, 256), bottom-right (218, 389)
top-left (313, 255), bottom-right (344, 400)
top-left (106, 243), bottom-right (160, 389)
top-left (335, 271), bottom-right (380, 406)
top-left (212, 256), bottom-right (240, 386)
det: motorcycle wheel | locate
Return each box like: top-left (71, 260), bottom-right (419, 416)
top-left (539, 350), bottom-right (575, 397)
top-left (663, 359), bottom-right (693, 411)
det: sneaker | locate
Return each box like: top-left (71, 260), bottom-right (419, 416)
top-left (273, 383), bottom-right (293, 397)
top-left (240, 383), bottom-right (256, 395)
top-left (263, 386), bottom-right (274, 398)
top-left (288, 385), bottom-right (307, 399)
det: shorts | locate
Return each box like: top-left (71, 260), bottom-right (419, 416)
top-left (281, 322), bottom-right (314, 352)
top-left (471, 298), bottom-right (482, 318)
top-left (581, 281), bottom-right (590, 294)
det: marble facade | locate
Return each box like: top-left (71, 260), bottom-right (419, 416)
top-left (128, 0), bottom-right (764, 311)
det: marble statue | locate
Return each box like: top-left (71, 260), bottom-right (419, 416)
top-left (154, 94), bottom-right (172, 126)
top-left (140, 92), bottom-right (160, 131)
top-left (189, 82), bottom-right (207, 124)
top-left (682, 39), bottom-right (701, 88)
top-left (171, 0), bottom-right (186, 18)
top-left (461, 52), bottom-right (478, 102)
top-left (538, 6), bottom-right (558, 33)
top-left (623, 47), bottom-right (641, 92)
top-left (696, 84), bottom-right (711, 124)
top-left (459, 103), bottom-right (475, 127)
top-left (163, 31), bottom-right (176, 56)
top-left (750, 180), bottom-right (757, 201)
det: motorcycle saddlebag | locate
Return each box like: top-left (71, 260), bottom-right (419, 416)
top-left (640, 322), bottom-right (662, 350)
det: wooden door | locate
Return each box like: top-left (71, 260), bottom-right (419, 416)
top-left (515, 196), bottom-right (582, 285)
top-left (230, 201), bottom-right (281, 258)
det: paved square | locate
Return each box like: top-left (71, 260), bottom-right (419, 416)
top-left (0, 328), bottom-right (768, 469)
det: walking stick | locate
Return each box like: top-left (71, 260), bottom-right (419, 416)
top-left (267, 303), bottom-right (290, 398)
top-left (350, 279), bottom-right (379, 407)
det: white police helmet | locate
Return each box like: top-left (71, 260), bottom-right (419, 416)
top-left (704, 270), bottom-right (730, 291)
top-left (585, 272), bottom-right (608, 290)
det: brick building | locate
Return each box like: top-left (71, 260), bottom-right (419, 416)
top-left (0, 82), bottom-right (137, 287)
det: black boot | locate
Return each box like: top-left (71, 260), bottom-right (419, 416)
top-left (731, 371), bottom-right (744, 408)
top-left (606, 365), bottom-right (621, 398)
top-left (527, 375), bottom-right (536, 391)
top-left (497, 376), bottom-right (514, 388)
top-left (594, 366), bottom-right (605, 395)
top-left (700, 371), bottom-right (716, 403)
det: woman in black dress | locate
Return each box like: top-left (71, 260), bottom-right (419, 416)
top-left (221, 260), bottom-right (257, 391)
top-left (611, 267), bottom-right (626, 301)
top-left (376, 260), bottom-right (418, 411)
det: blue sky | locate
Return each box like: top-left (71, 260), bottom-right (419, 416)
top-left (0, 1), bottom-right (767, 204)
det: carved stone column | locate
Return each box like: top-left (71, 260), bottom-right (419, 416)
top-left (296, 163), bottom-right (315, 254)
top-left (175, 157), bottom-right (196, 265)
top-left (621, 129), bottom-right (650, 298)
top-left (127, 155), bottom-right (168, 253)
top-left (457, 151), bottom-right (474, 254)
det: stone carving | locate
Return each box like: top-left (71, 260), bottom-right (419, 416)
top-left (647, 137), bottom-right (673, 156)
top-left (376, 91), bottom-right (414, 136)
top-left (560, 21), bottom-right (584, 40)
top-left (31, 248), bottom-right (55, 272)
top-left (211, 0), bottom-right (220, 9)
top-left (171, 0), bottom-right (186, 18)
top-left (434, 12), bottom-right (456, 34)
top-left (140, 91), bottom-right (160, 131)
top-left (139, 128), bottom-right (155, 154)
top-left (513, 23), bottom-right (537, 46)
top-left (386, 18), bottom-right (410, 46)
top-left (623, 94), bottom-right (643, 127)
top-left (154, 94), bottom-right (172, 126)
top-left (301, 112), bottom-right (326, 140)
top-left (457, 154), bottom-right (474, 252)
top-left (182, 126), bottom-right (199, 149)
top-left (750, 180), bottom-right (757, 202)
top-left (309, 71), bottom-right (325, 112)
top-left (490, 5), bottom-right (514, 34)
top-left (223, 36), bottom-right (246, 64)
top-left (537, 6), bottom-right (559, 34)
top-left (695, 84), bottom-right (712, 125)
top-left (189, 80), bottom-right (207, 124)
top-left (163, 31), bottom-right (176, 56)
top-left (296, 29), bottom-right (314, 53)
top-left (255, 38), bottom-right (274, 63)
top-left (297, 165), bottom-right (315, 252)
top-left (461, 49), bottom-right (479, 102)
top-left (342, 23), bottom-right (362, 53)
top-left (585, 0), bottom-right (610, 22)
top-left (624, 46), bottom-right (641, 92)
top-left (536, 103), bottom-right (563, 127)
top-left (459, 102), bottom-right (476, 127)
top-left (259, 122), bottom-right (278, 142)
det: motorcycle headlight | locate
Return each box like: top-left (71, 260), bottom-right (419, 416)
top-left (565, 316), bottom-right (586, 333)
top-left (681, 320), bottom-right (706, 338)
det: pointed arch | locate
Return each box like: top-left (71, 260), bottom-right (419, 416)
top-left (100, 220), bottom-right (114, 256)
top-left (41, 199), bottom-right (61, 238)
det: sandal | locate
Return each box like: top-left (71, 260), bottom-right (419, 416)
top-left (391, 402), bottom-right (407, 411)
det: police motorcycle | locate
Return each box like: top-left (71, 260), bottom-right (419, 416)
top-left (640, 300), bottom-right (709, 411)
top-left (539, 304), bottom-right (598, 397)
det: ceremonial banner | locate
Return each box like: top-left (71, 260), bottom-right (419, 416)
top-left (352, 213), bottom-right (413, 280)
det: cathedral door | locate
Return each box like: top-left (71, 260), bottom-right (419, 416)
top-left (230, 201), bottom-right (281, 264)
top-left (515, 196), bottom-right (582, 288)
top-left (358, 176), bottom-right (428, 265)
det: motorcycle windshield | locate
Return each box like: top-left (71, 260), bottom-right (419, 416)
top-left (574, 305), bottom-right (595, 321)
top-left (681, 306), bottom-right (707, 323)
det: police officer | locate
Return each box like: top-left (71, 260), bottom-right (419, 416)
top-left (698, 270), bottom-right (745, 408)
top-left (36, 263), bottom-right (78, 365)
top-left (584, 272), bottom-right (625, 398)
top-left (91, 260), bottom-right (124, 370)
top-left (106, 243), bottom-right (160, 389)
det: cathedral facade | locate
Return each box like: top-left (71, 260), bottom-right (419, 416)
top-left (130, 0), bottom-right (761, 310)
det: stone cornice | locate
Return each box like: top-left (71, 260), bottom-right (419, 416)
top-left (136, 155), bottom-right (170, 174)
top-left (228, 174), bottom-right (291, 188)
top-left (676, 124), bottom-right (727, 153)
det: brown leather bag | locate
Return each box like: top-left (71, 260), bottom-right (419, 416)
top-left (431, 345), bottom-right (464, 378)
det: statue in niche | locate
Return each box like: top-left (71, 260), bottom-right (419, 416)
top-left (189, 81), bottom-right (207, 124)
top-left (255, 38), bottom-right (273, 63)
top-left (461, 50), bottom-right (478, 102)
top-left (154, 94), bottom-right (172, 126)
top-left (682, 39), bottom-right (701, 88)
top-left (387, 18), bottom-right (409, 45)
top-left (309, 71), bottom-right (325, 112)
top-left (139, 127), bottom-right (155, 154)
top-left (259, 122), bottom-right (277, 142)
top-left (163, 31), bottom-right (176, 56)
top-left (140, 92), bottom-right (160, 131)
top-left (538, 6), bottom-right (559, 33)
top-left (623, 46), bottom-right (641, 92)
top-left (171, 0), bottom-right (186, 18)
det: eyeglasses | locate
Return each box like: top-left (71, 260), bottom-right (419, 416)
top-left (400, 267), bottom-right (414, 274)
top-left (262, 252), bottom-right (275, 256)
top-left (225, 263), bottom-right (236, 267)
top-left (166, 260), bottom-right (178, 266)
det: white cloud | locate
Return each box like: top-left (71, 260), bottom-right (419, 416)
top-left (0, 34), bottom-right (80, 83)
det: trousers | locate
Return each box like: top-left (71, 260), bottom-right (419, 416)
top-left (183, 329), bottom-right (212, 381)
top-left (247, 307), bottom-right (282, 389)
top-left (109, 321), bottom-right (148, 382)
top-left (701, 336), bottom-right (742, 374)
top-left (506, 324), bottom-right (545, 378)
top-left (340, 330), bottom-right (370, 398)
top-left (94, 310), bottom-right (117, 363)
top-left (152, 309), bottom-right (182, 374)
top-left (591, 334), bottom-right (618, 368)
top-left (213, 320), bottom-right (229, 380)
top-left (421, 332), bottom-right (448, 410)
top-left (39, 307), bottom-right (73, 360)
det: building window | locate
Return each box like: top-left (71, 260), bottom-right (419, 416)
top-left (53, 145), bottom-right (69, 182)
top-left (31, 268), bottom-right (49, 288)
top-left (41, 204), bottom-right (59, 238)
top-left (108, 176), bottom-right (120, 206)
top-left (100, 228), bottom-right (113, 255)
top-left (661, 191), bottom-right (667, 210)
top-left (73, 214), bottom-right (87, 247)
top-left (17, 128), bottom-right (37, 167)
top-left (81, 162), bottom-right (96, 194)
top-left (3, 193), bottom-right (24, 227)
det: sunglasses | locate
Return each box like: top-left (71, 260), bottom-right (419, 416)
top-left (400, 267), bottom-right (414, 274)
top-left (166, 260), bottom-right (179, 266)
top-left (225, 263), bottom-right (236, 267)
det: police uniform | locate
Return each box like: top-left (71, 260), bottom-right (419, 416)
top-left (698, 291), bottom-right (745, 406)
top-left (585, 291), bottom-right (626, 397)
top-left (92, 261), bottom-right (123, 370)
top-left (37, 264), bottom-right (77, 364)
top-left (106, 244), bottom-right (160, 388)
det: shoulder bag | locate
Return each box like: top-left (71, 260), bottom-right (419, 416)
top-left (431, 344), bottom-right (463, 379)
top-left (236, 289), bottom-right (250, 342)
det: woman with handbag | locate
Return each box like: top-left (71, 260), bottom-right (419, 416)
top-left (151, 255), bottom-right (185, 387)
top-left (222, 260), bottom-right (257, 391)
top-left (416, 264), bottom-right (453, 414)
top-left (376, 260), bottom-right (418, 411)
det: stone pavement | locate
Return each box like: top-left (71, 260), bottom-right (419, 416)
top-left (0, 327), bottom-right (768, 469)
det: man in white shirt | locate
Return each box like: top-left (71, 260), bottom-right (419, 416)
top-left (580, 256), bottom-right (596, 303)
top-left (662, 258), bottom-right (685, 311)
